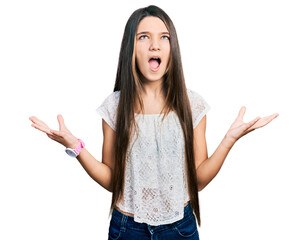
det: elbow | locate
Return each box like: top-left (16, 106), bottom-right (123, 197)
top-left (196, 171), bottom-right (206, 192)
top-left (198, 182), bottom-right (210, 192)
top-left (105, 179), bottom-right (114, 193)
top-left (96, 180), bottom-right (113, 192)
top-left (197, 178), bottom-right (211, 192)
top-left (197, 182), bottom-right (205, 192)
top-left (105, 167), bottom-right (114, 192)
top-left (96, 170), bottom-right (113, 192)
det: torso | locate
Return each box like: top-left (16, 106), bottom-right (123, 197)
top-left (115, 201), bottom-right (190, 217)
top-left (115, 92), bottom-right (186, 219)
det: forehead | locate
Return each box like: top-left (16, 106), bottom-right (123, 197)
top-left (137, 16), bottom-right (168, 33)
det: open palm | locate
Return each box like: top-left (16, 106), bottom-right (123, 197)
top-left (29, 115), bottom-right (78, 149)
top-left (227, 106), bottom-right (279, 143)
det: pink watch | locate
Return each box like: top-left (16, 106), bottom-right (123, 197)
top-left (65, 139), bottom-right (85, 158)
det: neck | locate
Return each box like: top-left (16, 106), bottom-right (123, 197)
top-left (140, 78), bottom-right (164, 99)
top-left (134, 77), bottom-right (166, 114)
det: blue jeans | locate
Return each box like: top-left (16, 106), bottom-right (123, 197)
top-left (108, 201), bottom-right (199, 240)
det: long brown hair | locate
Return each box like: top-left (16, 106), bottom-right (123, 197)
top-left (110, 5), bottom-right (201, 226)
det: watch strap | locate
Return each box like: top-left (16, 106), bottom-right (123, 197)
top-left (74, 139), bottom-right (85, 155)
top-left (65, 139), bottom-right (85, 157)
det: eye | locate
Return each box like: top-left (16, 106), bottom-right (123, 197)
top-left (139, 35), bottom-right (149, 40)
top-left (161, 35), bottom-right (170, 40)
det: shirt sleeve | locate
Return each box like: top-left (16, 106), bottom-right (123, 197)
top-left (96, 91), bottom-right (120, 131)
top-left (187, 88), bottom-right (211, 129)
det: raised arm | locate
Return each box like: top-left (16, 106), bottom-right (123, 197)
top-left (195, 106), bottom-right (279, 191)
top-left (29, 115), bottom-right (114, 192)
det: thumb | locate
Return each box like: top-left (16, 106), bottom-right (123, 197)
top-left (236, 106), bottom-right (246, 121)
top-left (57, 114), bottom-right (67, 131)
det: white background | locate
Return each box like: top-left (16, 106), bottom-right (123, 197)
top-left (1, 0), bottom-right (307, 239)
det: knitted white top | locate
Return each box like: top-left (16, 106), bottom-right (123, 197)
top-left (96, 88), bottom-right (210, 226)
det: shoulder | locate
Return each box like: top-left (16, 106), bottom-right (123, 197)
top-left (96, 90), bottom-right (120, 131)
top-left (187, 88), bottom-right (209, 108)
top-left (98, 90), bottom-right (121, 112)
top-left (97, 90), bottom-right (120, 114)
top-left (186, 88), bottom-right (211, 128)
top-left (103, 90), bottom-right (121, 105)
top-left (187, 88), bottom-right (201, 100)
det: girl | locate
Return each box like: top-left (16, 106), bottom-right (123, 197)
top-left (29, 5), bottom-right (278, 240)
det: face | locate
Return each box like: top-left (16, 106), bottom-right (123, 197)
top-left (135, 16), bottom-right (171, 83)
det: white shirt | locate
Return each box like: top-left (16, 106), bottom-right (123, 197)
top-left (96, 88), bottom-right (210, 226)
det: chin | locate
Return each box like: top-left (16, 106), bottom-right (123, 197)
top-left (137, 65), bottom-right (167, 83)
top-left (144, 75), bottom-right (164, 82)
top-left (138, 71), bottom-right (164, 82)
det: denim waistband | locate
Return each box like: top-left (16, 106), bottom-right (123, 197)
top-left (111, 201), bottom-right (194, 231)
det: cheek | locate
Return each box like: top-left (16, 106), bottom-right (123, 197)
top-left (136, 57), bottom-right (147, 72)
top-left (135, 52), bottom-right (143, 69)
top-left (135, 46), bottom-right (147, 68)
top-left (163, 45), bottom-right (171, 63)
top-left (161, 40), bottom-right (170, 51)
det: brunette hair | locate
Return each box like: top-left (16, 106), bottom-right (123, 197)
top-left (110, 5), bottom-right (201, 226)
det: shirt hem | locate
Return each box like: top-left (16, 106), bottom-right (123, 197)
top-left (134, 211), bottom-right (185, 226)
top-left (116, 202), bottom-right (188, 226)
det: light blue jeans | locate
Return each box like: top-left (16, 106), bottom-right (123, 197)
top-left (108, 201), bottom-right (199, 240)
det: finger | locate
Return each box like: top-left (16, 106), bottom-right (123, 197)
top-left (236, 106), bottom-right (246, 121)
top-left (29, 116), bottom-right (41, 125)
top-left (47, 133), bottom-right (61, 142)
top-left (29, 116), bottom-right (43, 124)
top-left (270, 113), bottom-right (279, 120)
top-left (29, 116), bottom-right (49, 128)
top-left (246, 113), bottom-right (279, 132)
top-left (50, 129), bottom-right (63, 137)
top-left (31, 123), bottom-right (52, 134)
top-left (57, 114), bottom-right (67, 131)
top-left (257, 113), bottom-right (279, 128)
top-left (240, 117), bottom-right (261, 135)
top-left (246, 116), bottom-right (261, 130)
top-left (29, 116), bottom-right (41, 122)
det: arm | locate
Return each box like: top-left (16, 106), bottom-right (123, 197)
top-left (29, 115), bottom-right (114, 192)
top-left (76, 119), bottom-right (116, 192)
top-left (76, 149), bottom-right (113, 192)
top-left (195, 106), bottom-right (279, 191)
top-left (196, 134), bottom-right (234, 191)
top-left (194, 115), bottom-right (230, 191)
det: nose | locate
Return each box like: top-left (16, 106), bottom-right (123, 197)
top-left (150, 38), bottom-right (160, 51)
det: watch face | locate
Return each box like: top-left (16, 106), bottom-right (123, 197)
top-left (65, 148), bottom-right (77, 157)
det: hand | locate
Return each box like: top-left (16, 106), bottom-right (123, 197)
top-left (29, 114), bottom-right (79, 149)
top-left (225, 106), bottom-right (279, 146)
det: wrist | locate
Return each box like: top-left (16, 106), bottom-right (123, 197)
top-left (65, 139), bottom-right (85, 158)
top-left (221, 134), bottom-right (236, 150)
top-left (74, 139), bottom-right (85, 155)
top-left (69, 138), bottom-right (79, 149)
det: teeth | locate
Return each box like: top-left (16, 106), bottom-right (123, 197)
top-left (150, 57), bottom-right (161, 64)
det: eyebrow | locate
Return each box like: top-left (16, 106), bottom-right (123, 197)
top-left (136, 31), bottom-right (170, 36)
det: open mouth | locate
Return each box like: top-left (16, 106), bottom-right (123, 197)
top-left (148, 57), bottom-right (161, 71)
